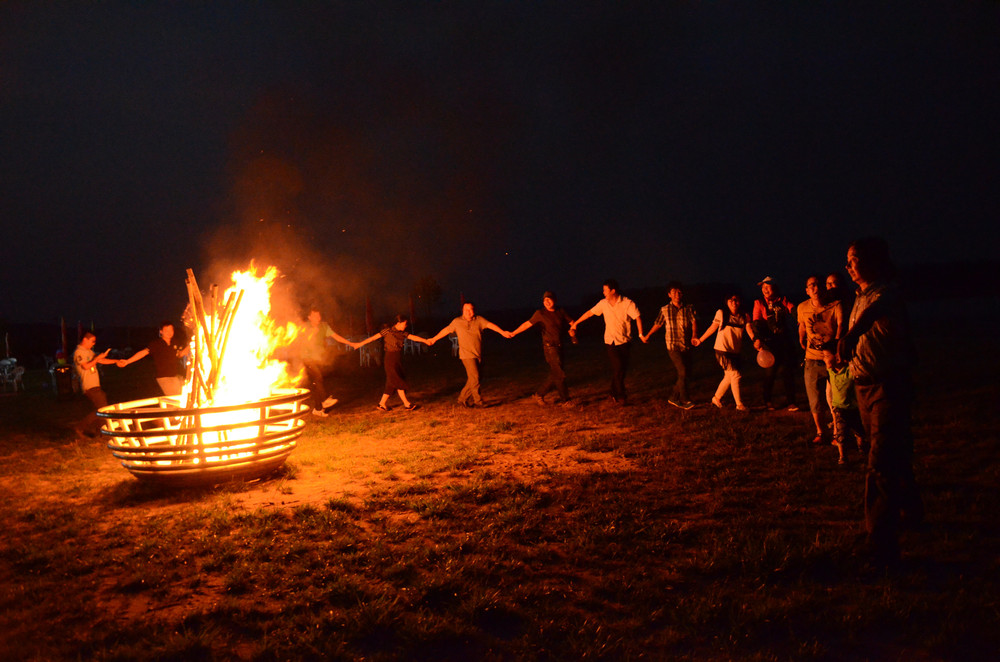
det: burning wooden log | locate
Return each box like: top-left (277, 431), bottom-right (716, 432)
top-left (98, 266), bottom-right (310, 485)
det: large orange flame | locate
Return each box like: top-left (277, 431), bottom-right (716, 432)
top-left (181, 264), bottom-right (304, 449)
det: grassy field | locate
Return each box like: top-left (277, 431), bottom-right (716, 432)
top-left (1, 314), bottom-right (998, 661)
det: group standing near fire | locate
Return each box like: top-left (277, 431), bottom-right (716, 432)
top-left (67, 236), bottom-right (918, 569)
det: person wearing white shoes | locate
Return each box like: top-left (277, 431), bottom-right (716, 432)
top-left (301, 307), bottom-right (351, 417)
top-left (694, 294), bottom-right (754, 411)
top-left (642, 281), bottom-right (698, 409)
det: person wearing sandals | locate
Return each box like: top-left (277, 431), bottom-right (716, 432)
top-left (798, 275), bottom-right (844, 444)
top-left (693, 294), bottom-right (753, 411)
top-left (353, 314), bottom-right (429, 411)
top-left (821, 349), bottom-right (865, 465)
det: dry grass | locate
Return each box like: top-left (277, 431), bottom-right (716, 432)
top-left (1, 319), bottom-right (998, 660)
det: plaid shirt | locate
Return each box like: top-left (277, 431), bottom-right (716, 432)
top-left (655, 303), bottom-right (696, 351)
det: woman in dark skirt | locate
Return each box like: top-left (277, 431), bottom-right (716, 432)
top-left (353, 315), bottom-right (429, 411)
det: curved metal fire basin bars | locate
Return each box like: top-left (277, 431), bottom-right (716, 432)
top-left (98, 388), bottom-right (312, 486)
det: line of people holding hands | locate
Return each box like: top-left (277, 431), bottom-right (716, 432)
top-left (75, 236), bottom-right (917, 568)
top-left (317, 235), bottom-right (919, 568)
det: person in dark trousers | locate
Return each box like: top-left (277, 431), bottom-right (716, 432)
top-left (117, 321), bottom-right (190, 396)
top-left (72, 331), bottom-right (119, 439)
top-left (570, 279), bottom-right (643, 406)
top-left (510, 291), bottom-right (577, 406)
top-left (643, 281), bottom-right (698, 409)
top-left (352, 315), bottom-right (429, 411)
top-left (839, 236), bottom-right (923, 568)
top-left (301, 307), bottom-right (353, 418)
top-left (752, 276), bottom-right (799, 411)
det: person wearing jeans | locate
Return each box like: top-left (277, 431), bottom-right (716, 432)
top-left (643, 281), bottom-right (698, 409)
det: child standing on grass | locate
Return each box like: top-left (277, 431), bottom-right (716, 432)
top-left (353, 315), bottom-right (429, 412)
top-left (693, 294), bottom-right (754, 411)
top-left (822, 349), bottom-right (865, 464)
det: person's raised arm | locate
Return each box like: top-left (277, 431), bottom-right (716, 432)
top-left (570, 309), bottom-right (594, 331)
top-left (510, 320), bottom-right (534, 337)
top-left (353, 333), bottom-right (382, 350)
top-left (119, 348), bottom-right (149, 368)
top-left (425, 324), bottom-right (452, 346)
top-left (641, 319), bottom-right (662, 344)
top-left (326, 328), bottom-right (353, 345)
top-left (695, 316), bottom-right (722, 347)
top-left (484, 321), bottom-right (512, 338)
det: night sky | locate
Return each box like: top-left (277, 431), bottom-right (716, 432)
top-left (3, 2), bottom-right (998, 328)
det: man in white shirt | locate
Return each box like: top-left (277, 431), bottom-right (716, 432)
top-left (570, 279), bottom-right (643, 405)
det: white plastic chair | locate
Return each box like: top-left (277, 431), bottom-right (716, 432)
top-left (1, 365), bottom-right (24, 392)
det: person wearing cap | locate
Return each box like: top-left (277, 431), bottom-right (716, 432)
top-left (752, 276), bottom-right (799, 411)
top-left (570, 279), bottom-right (643, 406)
top-left (838, 236), bottom-right (922, 567)
top-left (797, 275), bottom-right (844, 444)
top-left (426, 301), bottom-right (513, 408)
top-left (510, 291), bottom-right (577, 406)
top-left (642, 281), bottom-right (698, 409)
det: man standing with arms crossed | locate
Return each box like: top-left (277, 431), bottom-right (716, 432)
top-left (571, 279), bottom-right (643, 406)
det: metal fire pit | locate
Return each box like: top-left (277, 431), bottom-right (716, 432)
top-left (98, 387), bottom-right (311, 486)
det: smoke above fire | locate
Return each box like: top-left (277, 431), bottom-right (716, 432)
top-left (199, 84), bottom-right (516, 333)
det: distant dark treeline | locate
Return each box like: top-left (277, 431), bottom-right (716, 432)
top-left (4, 260), bottom-right (996, 368)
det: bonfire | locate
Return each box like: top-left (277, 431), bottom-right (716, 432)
top-left (99, 265), bottom-right (312, 485)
